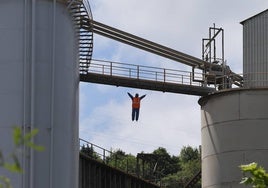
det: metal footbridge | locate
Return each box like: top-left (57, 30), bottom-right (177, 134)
top-left (80, 59), bottom-right (215, 96)
top-left (68, 0), bottom-right (243, 97)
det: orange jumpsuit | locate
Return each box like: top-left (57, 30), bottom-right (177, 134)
top-left (128, 93), bottom-right (146, 121)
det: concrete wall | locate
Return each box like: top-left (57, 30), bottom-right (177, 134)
top-left (199, 89), bottom-right (268, 188)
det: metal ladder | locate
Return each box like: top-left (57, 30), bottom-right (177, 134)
top-left (67, 0), bottom-right (93, 74)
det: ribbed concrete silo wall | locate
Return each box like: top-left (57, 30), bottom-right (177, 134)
top-left (0, 0), bottom-right (79, 188)
top-left (242, 10), bottom-right (268, 88)
top-left (199, 89), bottom-right (268, 188)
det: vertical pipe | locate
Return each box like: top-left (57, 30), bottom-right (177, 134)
top-left (30, 0), bottom-right (36, 187)
top-left (209, 28), bottom-right (211, 63)
top-left (202, 39), bottom-right (204, 60)
top-left (213, 24), bottom-right (216, 62)
top-left (221, 29), bottom-right (225, 89)
top-left (222, 28), bottom-right (225, 63)
top-left (49, 0), bottom-right (57, 187)
top-left (23, 0), bottom-right (29, 187)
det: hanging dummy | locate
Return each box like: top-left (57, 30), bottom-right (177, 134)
top-left (127, 92), bottom-right (146, 121)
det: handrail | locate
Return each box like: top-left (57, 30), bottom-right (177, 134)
top-left (212, 72), bottom-right (268, 89)
top-left (80, 138), bottom-right (112, 162)
top-left (82, 0), bottom-right (93, 20)
top-left (88, 59), bottom-right (205, 87)
top-left (79, 138), bottom-right (136, 174)
top-left (86, 59), bottom-right (248, 92)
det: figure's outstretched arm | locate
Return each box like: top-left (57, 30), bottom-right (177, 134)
top-left (127, 92), bottom-right (133, 99)
top-left (140, 94), bottom-right (146, 100)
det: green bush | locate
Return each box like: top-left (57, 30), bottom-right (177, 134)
top-left (0, 127), bottom-right (44, 188)
top-left (240, 162), bottom-right (268, 188)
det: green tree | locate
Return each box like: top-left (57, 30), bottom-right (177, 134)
top-left (161, 146), bottom-right (201, 188)
top-left (179, 146), bottom-right (200, 163)
top-left (152, 147), bottom-right (180, 176)
top-left (178, 146), bottom-right (201, 188)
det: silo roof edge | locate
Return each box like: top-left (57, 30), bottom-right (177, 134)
top-left (240, 9), bottom-right (268, 25)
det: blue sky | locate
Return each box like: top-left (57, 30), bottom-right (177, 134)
top-left (79, 0), bottom-right (268, 156)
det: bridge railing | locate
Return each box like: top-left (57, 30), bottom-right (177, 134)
top-left (79, 138), bottom-right (136, 174)
top-left (80, 138), bottom-right (112, 162)
top-left (88, 59), bottom-right (204, 87)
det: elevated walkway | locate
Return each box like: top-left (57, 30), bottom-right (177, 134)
top-left (80, 59), bottom-right (215, 96)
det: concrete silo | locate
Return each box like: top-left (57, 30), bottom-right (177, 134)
top-left (200, 9), bottom-right (268, 188)
top-left (0, 0), bottom-right (79, 187)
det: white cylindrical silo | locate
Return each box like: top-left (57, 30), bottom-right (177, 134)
top-left (199, 89), bottom-right (268, 188)
top-left (0, 0), bottom-right (79, 188)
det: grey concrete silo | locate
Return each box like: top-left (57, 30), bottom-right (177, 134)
top-left (200, 9), bottom-right (268, 188)
top-left (0, 1), bottom-right (79, 188)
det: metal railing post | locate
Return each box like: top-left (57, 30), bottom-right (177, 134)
top-left (137, 65), bottom-right (139, 79)
top-left (190, 72), bottom-right (192, 85)
top-left (110, 62), bottom-right (112, 76)
top-left (103, 149), bottom-right (106, 163)
top-left (164, 69), bottom-right (166, 82)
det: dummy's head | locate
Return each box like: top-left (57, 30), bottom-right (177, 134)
top-left (135, 93), bottom-right (139, 97)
